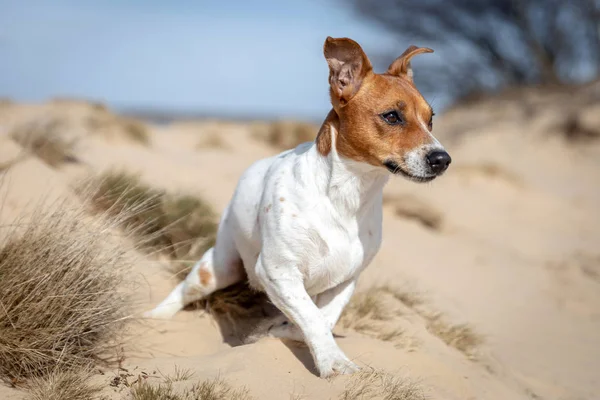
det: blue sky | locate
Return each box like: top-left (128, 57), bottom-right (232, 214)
top-left (0, 0), bottom-right (422, 119)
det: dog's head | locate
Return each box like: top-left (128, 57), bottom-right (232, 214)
top-left (317, 37), bottom-right (450, 182)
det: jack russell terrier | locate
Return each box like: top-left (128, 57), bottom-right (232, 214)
top-left (147, 36), bottom-right (451, 378)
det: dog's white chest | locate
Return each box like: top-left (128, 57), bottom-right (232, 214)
top-left (299, 202), bottom-right (383, 295)
top-left (232, 142), bottom-right (388, 297)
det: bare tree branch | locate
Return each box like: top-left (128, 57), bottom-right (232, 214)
top-left (348, 0), bottom-right (600, 101)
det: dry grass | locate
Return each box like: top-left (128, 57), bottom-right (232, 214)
top-left (425, 314), bottom-right (483, 358)
top-left (338, 286), bottom-right (420, 345)
top-left (252, 120), bottom-right (316, 150)
top-left (199, 282), bottom-right (269, 320)
top-left (24, 370), bottom-right (100, 400)
top-left (85, 170), bottom-right (217, 261)
top-left (0, 203), bottom-right (134, 385)
top-left (339, 370), bottom-right (426, 400)
top-left (131, 376), bottom-right (254, 400)
top-left (85, 110), bottom-right (151, 145)
top-left (10, 118), bottom-right (78, 167)
top-left (160, 366), bottom-right (195, 384)
top-left (184, 282), bottom-right (277, 345)
top-left (340, 286), bottom-right (482, 356)
top-left (119, 117), bottom-right (151, 145)
top-left (382, 194), bottom-right (443, 231)
top-left (196, 133), bottom-right (230, 150)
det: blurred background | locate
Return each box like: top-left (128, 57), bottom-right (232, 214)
top-left (3, 0), bottom-right (598, 119)
top-left (1, 1), bottom-right (600, 400)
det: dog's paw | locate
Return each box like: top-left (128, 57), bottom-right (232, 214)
top-left (317, 349), bottom-right (360, 379)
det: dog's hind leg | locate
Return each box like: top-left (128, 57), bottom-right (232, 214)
top-left (145, 210), bottom-right (244, 319)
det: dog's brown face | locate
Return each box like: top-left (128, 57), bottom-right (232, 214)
top-left (317, 37), bottom-right (451, 182)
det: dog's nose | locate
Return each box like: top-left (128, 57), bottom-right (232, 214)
top-left (426, 151), bottom-right (451, 174)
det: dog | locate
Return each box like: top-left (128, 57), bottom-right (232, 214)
top-left (146, 37), bottom-right (451, 378)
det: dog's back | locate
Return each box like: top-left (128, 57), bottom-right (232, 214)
top-left (224, 142), bottom-right (314, 285)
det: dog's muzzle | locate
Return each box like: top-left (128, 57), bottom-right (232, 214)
top-left (425, 150), bottom-right (451, 174)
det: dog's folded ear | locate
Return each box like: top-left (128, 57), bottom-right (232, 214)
top-left (324, 37), bottom-right (373, 106)
top-left (387, 46), bottom-right (433, 81)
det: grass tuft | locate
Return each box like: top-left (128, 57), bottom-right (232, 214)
top-left (161, 366), bottom-right (195, 384)
top-left (0, 203), bottom-right (133, 385)
top-left (197, 133), bottom-right (230, 150)
top-left (24, 370), bottom-right (100, 400)
top-left (339, 369), bottom-right (426, 400)
top-left (10, 118), bottom-right (78, 167)
top-left (199, 282), bottom-right (270, 320)
top-left (85, 170), bottom-right (217, 261)
top-left (85, 110), bottom-right (151, 146)
top-left (425, 314), bottom-right (483, 358)
top-left (119, 117), bottom-right (151, 145)
top-left (131, 376), bottom-right (254, 400)
top-left (252, 120), bottom-right (316, 150)
top-left (338, 286), bottom-right (413, 345)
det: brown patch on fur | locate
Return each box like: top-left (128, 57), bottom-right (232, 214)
top-left (387, 45), bottom-right (434, 80)
top-left (316, 110), bottom-right (337, 156)
top-left (318, 37), bottom-right (435, 167)
top-left (324, 37), bottom-right (372, 106)
top-left (291, 213), bottom-right (297, 218)
top-left (198, 265), bottom-right (212, 286)
top-left (279, 197), bottom-right (285, 202)
top-left (335, 74), bottom-right (434, 166)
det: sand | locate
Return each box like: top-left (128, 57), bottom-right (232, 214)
top-left (0, 85), bottom-right (598, 399)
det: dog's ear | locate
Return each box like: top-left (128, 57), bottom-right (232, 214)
top-left (324, 36), bottom-right (373, 106)
top-left (387, 45), bottom-right (433, 81)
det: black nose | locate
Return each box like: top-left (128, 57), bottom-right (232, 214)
top-left (426, 151), bottom-right (451, 174)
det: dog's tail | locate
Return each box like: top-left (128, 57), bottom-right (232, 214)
top-left (143, 281), bottom-right (187, 319)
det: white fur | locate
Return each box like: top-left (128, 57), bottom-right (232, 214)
top-left (403, 117), bottom-right (446, 178)
top-left (147, 122), bottom-right (446, 378)
top-left (147, 124), bottom-right (388, 377)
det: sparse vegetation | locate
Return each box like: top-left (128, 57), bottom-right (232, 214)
top-left (10, 118), bottom-right (78, 167)
top-left (184, 281), bottom-right (276, 345)
top-left (340, 285), bottom-right (483, 358)
top-left (425, 314), bottom-right (483, 358)
top-left (119, 117), bottom-right (151, 145)
top-left (339, 286), bottom-right (416, 345)
top-left (24, 370), bottom-right (100, 400)
top-left (339, 370), bottom-right (426, 400)
top-left (0, 204), bottom-right (133, 385)
top-left (161, 366), bottom-right (195, 384)
top-left (252, 120), bottom-right (316, 150)
top-left (84, 107), bottom-right (151, 145)
top-left (197, 133), bottom-right (229, 150)
top-left (86, 170), bottom-right (217, 261)
top-left (130, 376), bottom-right (254, 400)
top-left (199, 282), bottom-right (268, 320)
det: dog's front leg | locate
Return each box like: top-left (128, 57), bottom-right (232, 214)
top-left (316, 279), bottom-right (357, 330)
top-left (269, 279), bottom-right (356, 339)
top-left (256, 259), bottom-right (359, 378)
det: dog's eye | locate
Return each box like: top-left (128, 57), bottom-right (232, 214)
top-left (381, 111), bottom-right (403, 125)
top-left (428, 118), bottom-right (433, 130)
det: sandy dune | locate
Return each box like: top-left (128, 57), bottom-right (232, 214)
top-left (0, 85), bottom-right (598, 399)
